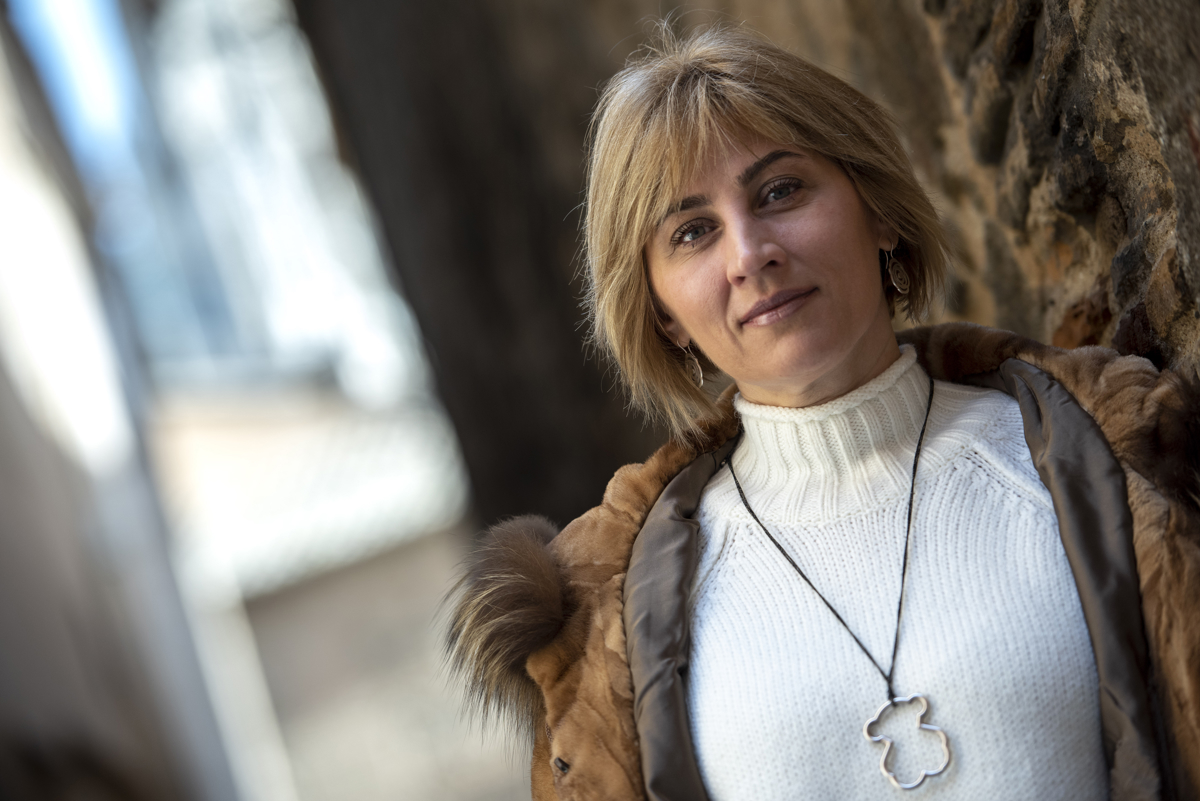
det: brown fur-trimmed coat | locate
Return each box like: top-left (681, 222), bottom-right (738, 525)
top-left (447, 324), bottom-right (1200, 800)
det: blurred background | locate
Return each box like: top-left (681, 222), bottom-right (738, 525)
top-left (0, 0), bottom-right (1195, 799)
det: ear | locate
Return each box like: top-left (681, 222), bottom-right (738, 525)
top-left (661, 315), bottom-right (689, 349)
top-left (873, 215), bottom-right (899, 252)
top-left (651, 291), bottom-right (690, 348)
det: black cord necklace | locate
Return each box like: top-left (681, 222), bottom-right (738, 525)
top-left (723, 373), bottom-right (950, 791)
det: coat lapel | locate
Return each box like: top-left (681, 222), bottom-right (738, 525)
top-left (623, 439), bottom-right (736, 801)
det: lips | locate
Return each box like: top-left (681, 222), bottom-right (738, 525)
top-left (739, 287), bottom-right (817, 326)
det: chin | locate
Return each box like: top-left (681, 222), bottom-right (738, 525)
top-left (776, 333), bottom-right (852, 374)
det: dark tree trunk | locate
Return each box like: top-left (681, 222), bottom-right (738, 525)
top-left (291, 0), bottom-right (661, 527)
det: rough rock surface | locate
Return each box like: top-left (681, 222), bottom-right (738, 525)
top-left (488, 0), bottom-right (1200, 371)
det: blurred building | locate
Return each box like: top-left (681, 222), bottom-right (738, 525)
top-left (1, 0), bottom-right (524, 798)
top-left (0, 7), bottom-right (234, 799)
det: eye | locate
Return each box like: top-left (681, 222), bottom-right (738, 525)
top-left (670, 219), bottom-right (713, 248)
top-left (762, 178), bottom-right (801, 205)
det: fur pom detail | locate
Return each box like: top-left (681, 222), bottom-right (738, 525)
top-left (1146, 370), bottom-right (1200, 508)
top-left (445, 516), bottom-right (567, 735)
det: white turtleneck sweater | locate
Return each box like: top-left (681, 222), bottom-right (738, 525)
top-left (686, 346), bottom-right (1109, 800)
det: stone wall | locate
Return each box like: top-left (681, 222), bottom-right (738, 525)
top-left (489, 0), bottom-right (1200, 370)
top-left (843, 0), bottom-right (1200, 370)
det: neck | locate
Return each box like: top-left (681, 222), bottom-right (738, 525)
top-left (731, 346), bottom-right (929, 518)
top-left (739, 329), bottom-right (901, 408)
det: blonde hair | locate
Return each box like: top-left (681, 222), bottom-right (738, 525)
top-left (583, 24), bottom-right (948, 439)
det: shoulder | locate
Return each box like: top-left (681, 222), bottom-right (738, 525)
top-left (930, 376), bottom-right (1017, 431)
top-left (444, 387), bottom-right (741, 735)
top-left (926, 380), bottom-right (1052, 509)
top-left (899, 322), bottom-right (1200, 504)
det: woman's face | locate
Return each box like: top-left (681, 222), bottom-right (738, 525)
top-left (645, 137), bottom-right (900, 407)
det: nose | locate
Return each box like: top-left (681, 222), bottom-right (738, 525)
top-left (724, 212), bottom-right (785, 285)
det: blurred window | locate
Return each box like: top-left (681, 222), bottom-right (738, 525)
top-left (11, 0), bottom-right (470, 597)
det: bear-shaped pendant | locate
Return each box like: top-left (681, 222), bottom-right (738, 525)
top-left (863, 694), bottom-right (951, 790)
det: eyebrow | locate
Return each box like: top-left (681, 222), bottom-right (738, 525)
top-left (658, 194), bottom-right (709, 227)
top-left (737, 149), bottom-right (802, 187)
top-left (658, 149), bottom-right (805, 226)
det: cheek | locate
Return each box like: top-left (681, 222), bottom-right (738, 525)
top-left (652, 260), bottom-right (727, 336)
top-left (646, 258), bottom-right (682, 329)
top-left (681, 277), bottom-right (731, 344)
top-left (816, 213), bottom-right (885, 303)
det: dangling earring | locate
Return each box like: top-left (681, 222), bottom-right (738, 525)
top-left (682, 344), bottom-right (704, 388)
top-left (887, 246), bottom-right (911, 295)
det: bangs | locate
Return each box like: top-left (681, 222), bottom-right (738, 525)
top-left (629, 76), bottom-right (804, 239)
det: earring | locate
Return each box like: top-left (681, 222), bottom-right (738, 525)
top-left (682, 344), bottom-right (704, 388)
top-left (887, 247), bottom-right (911, 295)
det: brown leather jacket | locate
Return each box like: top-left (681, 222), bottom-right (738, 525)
top-left (447, 324), bottom-right (1200, 801)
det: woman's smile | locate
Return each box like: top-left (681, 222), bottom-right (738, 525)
top-left (739, 286), bottom-right (818, 327)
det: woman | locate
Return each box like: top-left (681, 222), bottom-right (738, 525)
top-left (447, 25), bottom-right (1200, 801)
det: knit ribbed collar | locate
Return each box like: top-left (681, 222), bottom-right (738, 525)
top-left (729, 346), bottom-right (931, 515)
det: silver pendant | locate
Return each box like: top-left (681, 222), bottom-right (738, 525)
top-left (863, 694), bottom-right (951, 790)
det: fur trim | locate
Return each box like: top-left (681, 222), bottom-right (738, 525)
top-left (445, 516), bottom-right (567, 734)
top-left (898, 321), bottom-right (1049, 379)
top-left (444, 386), bottom-right (740, 780)
top-left (1132, 369), bottom-right (1200, 507)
